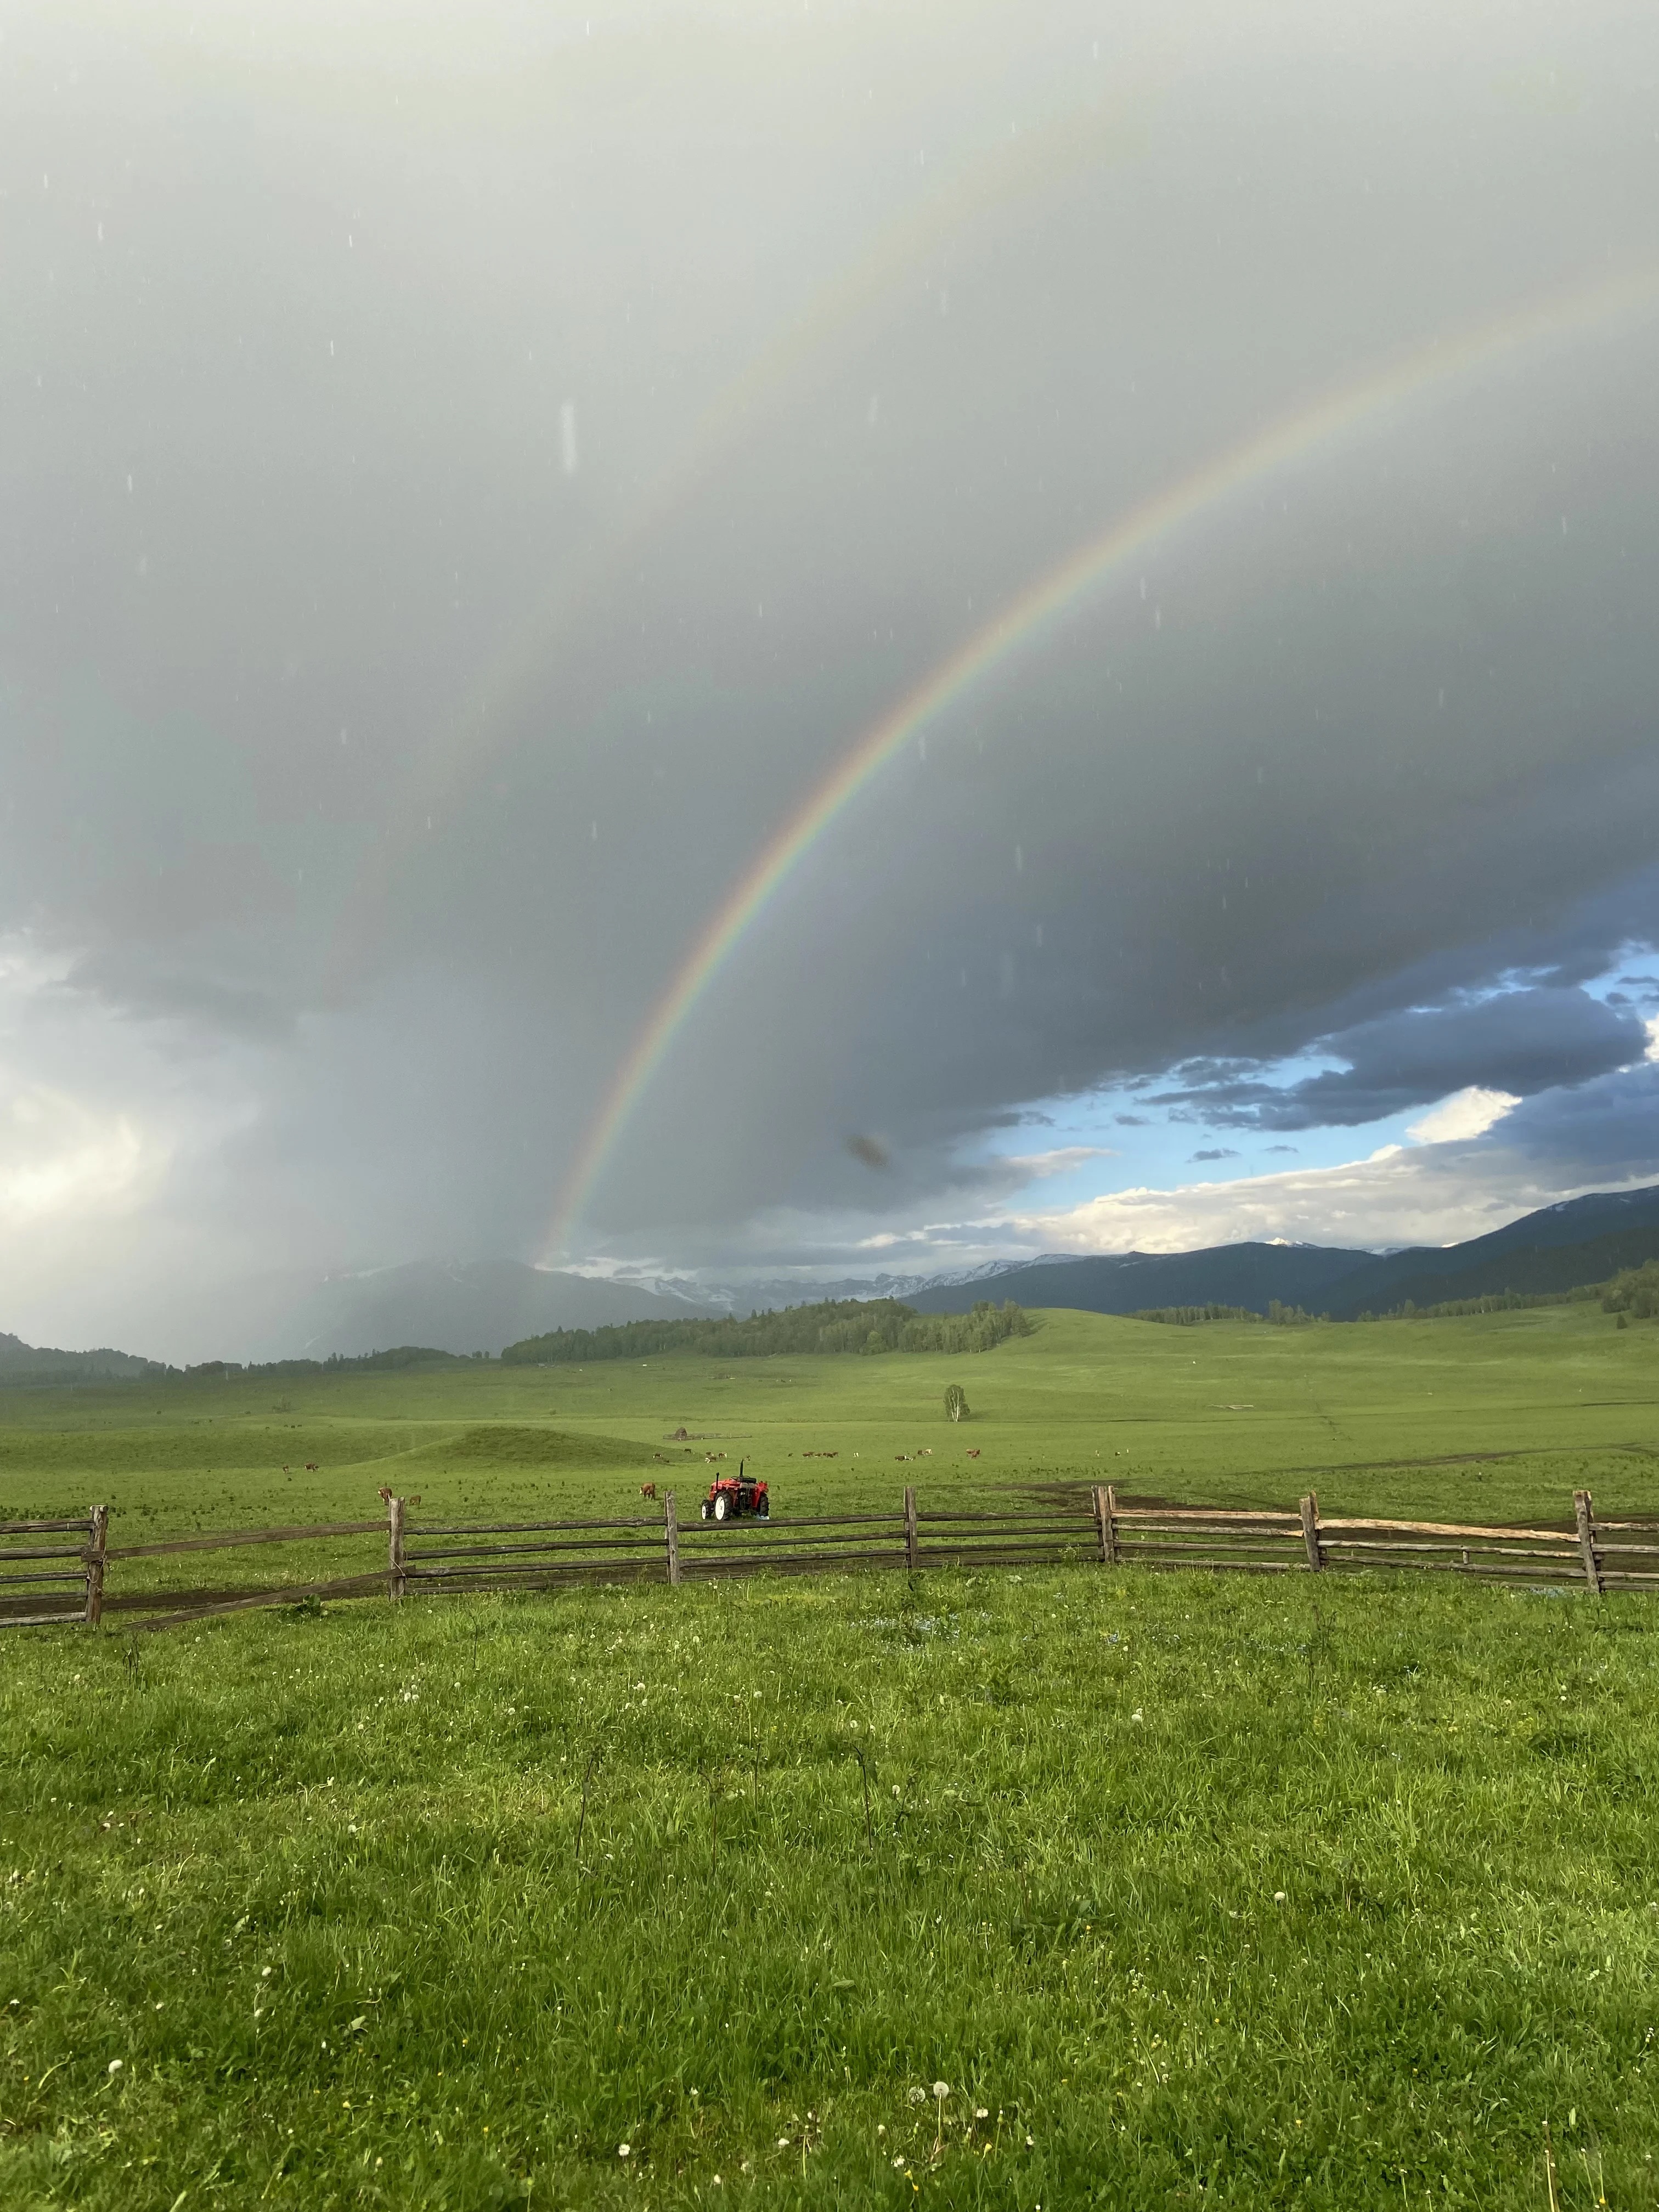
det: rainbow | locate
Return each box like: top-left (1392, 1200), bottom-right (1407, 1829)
top-left (546, 266), bottom-right (1658, 1257)
top-left (325, 76), bottom-right (1153, 988)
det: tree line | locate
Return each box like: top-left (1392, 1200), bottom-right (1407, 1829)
top-left (1134, 1301), bottom-right (1316, 1327)
top-left (1602, 1261), bottom-right (1659, 1321)
top-left (501, 1297), bottom-right (1034, 1367)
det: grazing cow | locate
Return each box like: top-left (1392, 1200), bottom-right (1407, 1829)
top-left (967, 1448), bottom-right (981, 1459)
top-left (640, 1481), bottom-right (658, 1501)
top-left (304, 1462), bottom-right (319, 1472)
top-left (670, 1426), bottom-right (690, 1441)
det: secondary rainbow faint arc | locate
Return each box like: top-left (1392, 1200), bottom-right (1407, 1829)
top-left (546, 266), bottom-right (1658, 1259)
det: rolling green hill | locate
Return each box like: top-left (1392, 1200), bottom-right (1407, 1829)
top-left (5, 1302), bottom-right (1659, 2206)
top-left (0, 1297), bottom-right (1654, 1538)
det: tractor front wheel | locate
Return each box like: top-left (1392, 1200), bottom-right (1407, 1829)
top-left (713, 1492), bottom-right (730, 1522)
top-left (699, 1500), bottom-right (712, 1521)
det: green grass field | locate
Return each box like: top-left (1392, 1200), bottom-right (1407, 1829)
top-left (3, 1304), bottom-right (1659, 2206)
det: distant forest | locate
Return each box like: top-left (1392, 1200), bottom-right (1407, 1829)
top-left (1135, 1283), bottom-right (1615, 1327)
top-left (1135, 1300), bottom-right (1316, 1327)
top-left (177, 1346), bottom-right (484, 1384)
top-left (1603, 1261), bottom-right (1659, 1319)
top-left (501, 1297), bottom-right (1034, 1366)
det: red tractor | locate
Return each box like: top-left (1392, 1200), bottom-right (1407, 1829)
top-left (700, 1460), bottom-right (770, 1523)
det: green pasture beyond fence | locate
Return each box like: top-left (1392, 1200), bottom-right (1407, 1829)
top-left (0, 1484), bottom-right (1646, 1632)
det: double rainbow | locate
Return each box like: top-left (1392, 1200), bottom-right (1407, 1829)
top-left (547, 267), bottom-right (1657, 1258)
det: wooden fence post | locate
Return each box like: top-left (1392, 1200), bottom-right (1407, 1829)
top-left (904, 1486), bottom-right (919, 1571)
top-left (1574, 1489), bottom-right (1602, 1599)
top-left (664, 1491), bottom-right (681, 1587)
top-left (85, 1505), bottom-right (108, 1628)
top-left (387, 1493), bottom-right (406, 1602)
top-left (1093, 1484), bottom-right (1118, 1566)
top-left (1299, 1492), bottom-right (1324, 1572)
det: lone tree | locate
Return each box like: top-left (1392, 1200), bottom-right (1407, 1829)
top-left (944, 1382), bottom-right (968, 1424)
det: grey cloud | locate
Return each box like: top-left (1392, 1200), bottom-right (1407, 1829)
top-left (1190, 1148), bottom-right (1240, 1162)
top-left (1495, 1059), bottom-right (1659, 1187)
top-left (1153, 988), bottom-right (1647, 1133)
top-left (4, 1), bottom-right (1659, 1352)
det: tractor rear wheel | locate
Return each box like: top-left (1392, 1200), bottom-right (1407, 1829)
top-left (713, 1492), bottom-right (730, 1522)
top-left (757, 1498), bottom-right (770, 1521)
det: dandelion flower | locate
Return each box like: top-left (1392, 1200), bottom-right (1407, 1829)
top-left (976, 2108), bottom-right (989, 2120)
top-left (908, 2086), bottom-right (926, 2106)
top-left (618, 2143), bottom-right (630, 2158)
top-left (1273, 1891), bottom-right (1287, 1904)
top-left (933, 2082), bottom-right (950, 2101)
top-left (108, 2059), bottom-right (123, 2075)
top-left (777, 2137), bottom-right (789, 2148)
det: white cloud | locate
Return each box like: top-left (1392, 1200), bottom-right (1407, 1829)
top-left (0, 1084), bottom-right (159, 1229)
top-left (1406, 1086), bottom-right (1521, 1144)
top-left (994, 1144), bottom-right (1116, 1180)
top-left (986, 1142), bottom-right (1627, 1259)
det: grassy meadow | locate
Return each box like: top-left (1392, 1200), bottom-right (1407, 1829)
top-left (3, 1301), bottom-right (1659, 2206)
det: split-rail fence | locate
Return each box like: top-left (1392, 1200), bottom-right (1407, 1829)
top-left (1, 1485), bottom-right (1649, 1631)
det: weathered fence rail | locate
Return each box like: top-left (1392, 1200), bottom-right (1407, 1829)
top-left (0, 1511), bottom-right (104, 1628)
top-left (0, 1485), bottom-right (1646, 1629)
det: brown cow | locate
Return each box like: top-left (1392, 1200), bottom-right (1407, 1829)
top-left (640, 1481), bottom-right (658, 1501)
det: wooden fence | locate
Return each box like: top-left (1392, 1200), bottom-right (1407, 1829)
top-left (2, 1486), bottom-right (1652, 1629)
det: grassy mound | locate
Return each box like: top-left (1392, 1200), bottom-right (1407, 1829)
top-left (408, 1423), bottom-right (662, 1470)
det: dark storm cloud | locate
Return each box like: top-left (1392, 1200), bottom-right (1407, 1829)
top-left (4, 0), bottom-right (1659, 1354)
top-left (1498, 1059), bottom-right (1659, 1185)
top-left (1150, 988), bottom-right (1648, 1132)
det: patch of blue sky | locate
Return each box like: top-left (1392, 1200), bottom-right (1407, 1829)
top-left (1582, 951), bottom-right (1659, 1011)
top-left (978, 1077), bottom-right (1432, 1215)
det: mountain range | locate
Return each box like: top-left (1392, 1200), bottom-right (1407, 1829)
top-left (0, 1333), bottom-right (168, 1385)
top-left (270, 1260), bottom-right (718, 1359)
top-left (904, 1183), bottom-right (1659, 1319)
top-left (6, 1186), bottom-right (1658, 1377)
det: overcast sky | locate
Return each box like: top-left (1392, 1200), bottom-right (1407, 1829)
top-left (4, 0), bottom-right (1659, 1359)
